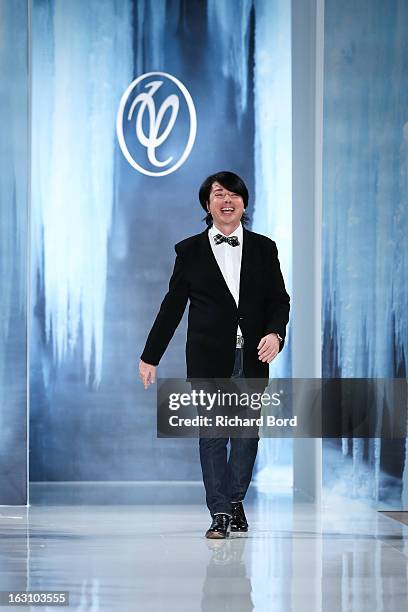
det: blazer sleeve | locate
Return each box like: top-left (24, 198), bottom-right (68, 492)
top-left (264, 240), bottom-right (290, 352)
top-left (140, 244), bottom-right (189, 366)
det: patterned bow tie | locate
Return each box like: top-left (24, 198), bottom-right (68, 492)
top-left (213, 233), bottom-right (240, 247)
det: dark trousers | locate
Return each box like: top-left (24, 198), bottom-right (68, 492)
top-left (198, 348), bottom-right (260, 517)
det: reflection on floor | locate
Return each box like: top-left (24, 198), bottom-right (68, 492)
top-left (0, 493), bottom-right (407, 611)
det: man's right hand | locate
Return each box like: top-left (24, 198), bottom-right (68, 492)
top-left (139, 359), bottom-right (157, 389)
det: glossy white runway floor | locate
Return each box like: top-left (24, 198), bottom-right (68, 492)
top-left (1, 494), bottom-right (407, 611)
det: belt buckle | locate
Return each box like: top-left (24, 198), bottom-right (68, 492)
top-left (236, 335), bottom-right (244, 348)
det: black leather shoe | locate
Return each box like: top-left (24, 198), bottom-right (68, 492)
top-left (205, 513), bottom-right (230, 539)
top-left (230, 501), bottom-right (248, 532)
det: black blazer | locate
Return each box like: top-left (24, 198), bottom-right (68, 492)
top-left (141, 225), bottom-right (290, 382)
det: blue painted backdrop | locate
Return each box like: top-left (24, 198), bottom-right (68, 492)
top-left (29, 0), bottom-right (292, 484)
top-left (3, 0), bottom-right (406, 507)
top-left (322, 0), bottom-right (408, 507)
top-left (0, 0), bottom-right (29, 504)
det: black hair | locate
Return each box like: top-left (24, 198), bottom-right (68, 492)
top-left (198, 170), bottom-right (250, 226)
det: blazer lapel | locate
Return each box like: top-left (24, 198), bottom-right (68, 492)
top-left (238, 226), bottom-right (252, 308)
top-left (201, 225), bottom-right (252, 310)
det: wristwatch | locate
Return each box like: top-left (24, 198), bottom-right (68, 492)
top-left (273, 332), bottom-right (283, 344)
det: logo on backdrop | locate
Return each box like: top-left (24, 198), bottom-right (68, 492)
top-left (116, 72), bottom-right (197, 177)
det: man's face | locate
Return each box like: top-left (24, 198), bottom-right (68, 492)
top-left (206, 181), bottom-right (245, 229)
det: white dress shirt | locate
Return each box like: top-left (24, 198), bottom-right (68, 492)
top-left (208, 221), bottom-right (243, 339)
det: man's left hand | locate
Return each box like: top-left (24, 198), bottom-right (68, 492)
top-left (257, 333), bottom-right (280, 363)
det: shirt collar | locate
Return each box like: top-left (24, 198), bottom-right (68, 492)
top-left (209, 221), bottom-right (243, 240)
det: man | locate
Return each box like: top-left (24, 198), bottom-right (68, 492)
top-left (139, 170), bottom-right (290, 538)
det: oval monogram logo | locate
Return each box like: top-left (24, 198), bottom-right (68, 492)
top-left (116, 72), bottom-right (197, 176)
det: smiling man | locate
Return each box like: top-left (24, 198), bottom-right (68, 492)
top-left (139, 170), bottom-right (290, 538)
